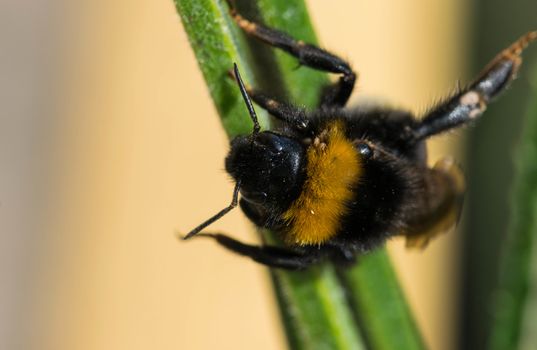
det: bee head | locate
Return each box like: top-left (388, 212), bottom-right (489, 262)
top-left (225, 131), bottom-right (305, 206)
top-left (183, 64), bottom-right (305, 239)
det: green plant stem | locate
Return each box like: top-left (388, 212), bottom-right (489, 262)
top-left (490, 66), bottom-right (537, 350)
top-left (255, 3), bottom-right (424, 348)
top-left (175, 0), bottom-right (424, 349)
top-left (174, 0), bottom-right (270, 137)
top-left (175, 1), bottom-right (363, 348)
top-left (339, 250), bottom-right (425, 350)
top-left (271, 264), bottom-right (365, 350)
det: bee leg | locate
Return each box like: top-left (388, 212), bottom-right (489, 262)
top-left (330, 246), bottom-right (358, 267)
top-left (414, 31), bottom-right (536, 141)
top-left (229, 69), bottom-right (310, 130)
top-left (226, 1), bottom-right (356, 108)
top-left (194, 233), bottom-right (321, 270)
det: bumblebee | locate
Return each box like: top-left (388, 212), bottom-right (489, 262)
top-left (182, 5), bottom-right (537, 269)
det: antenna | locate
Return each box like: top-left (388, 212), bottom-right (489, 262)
top-left (183, 64), bottom-right (258, 239)
top-left (233, 63), bottom-right (260, 135)
top-left (182, 180), bottom-right (241, 240)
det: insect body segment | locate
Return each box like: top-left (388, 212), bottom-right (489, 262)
top-left (282, 120), bottom-right (363, 246)
top-left (403, 157), bottom-right (465, 249)
top-left (182, 3), bottom-right (536, 269)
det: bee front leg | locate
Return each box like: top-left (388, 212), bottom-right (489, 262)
top-left (228, 69), bottom-right (310, 131)
top-left (193, 233), bottom-right (321, 270)
top-left (226, 0), bottom-right (356, 108)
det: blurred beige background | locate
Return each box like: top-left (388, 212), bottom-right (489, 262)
top-left (1, 0), bottom-right (469, 349)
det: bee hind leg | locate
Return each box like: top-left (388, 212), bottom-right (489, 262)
top-left (413, 31), bottom-right (536, 141)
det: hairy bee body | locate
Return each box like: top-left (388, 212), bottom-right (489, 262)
top-left (183, 2), bottom-right (536, 269)
top-left (229, 107), bottom-right (459, 264)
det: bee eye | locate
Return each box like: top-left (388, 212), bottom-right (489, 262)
top-left (240, 190), bottom-right (268, 204)
top-left (255, 132), bottom-right (285, 153)
top-left (357, 143), bottom-right (373, 159)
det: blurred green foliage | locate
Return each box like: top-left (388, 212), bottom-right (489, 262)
top-left (462, 0), bottom-right (537, 348)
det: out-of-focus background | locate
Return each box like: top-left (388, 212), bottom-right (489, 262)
top-left (1, 0), bottom-right (535, 349)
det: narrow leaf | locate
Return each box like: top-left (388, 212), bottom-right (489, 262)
top-left (175, 0), bottom-right (364, 348)
top-left (175, 0), bottom-right (423, 349)
top-left (490, 65), bottom-right (537, 350)
top-left (339, 250), bottom-right (425, 350)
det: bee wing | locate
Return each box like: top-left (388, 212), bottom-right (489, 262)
top-left (402, 157), bottom-right (465, 249)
